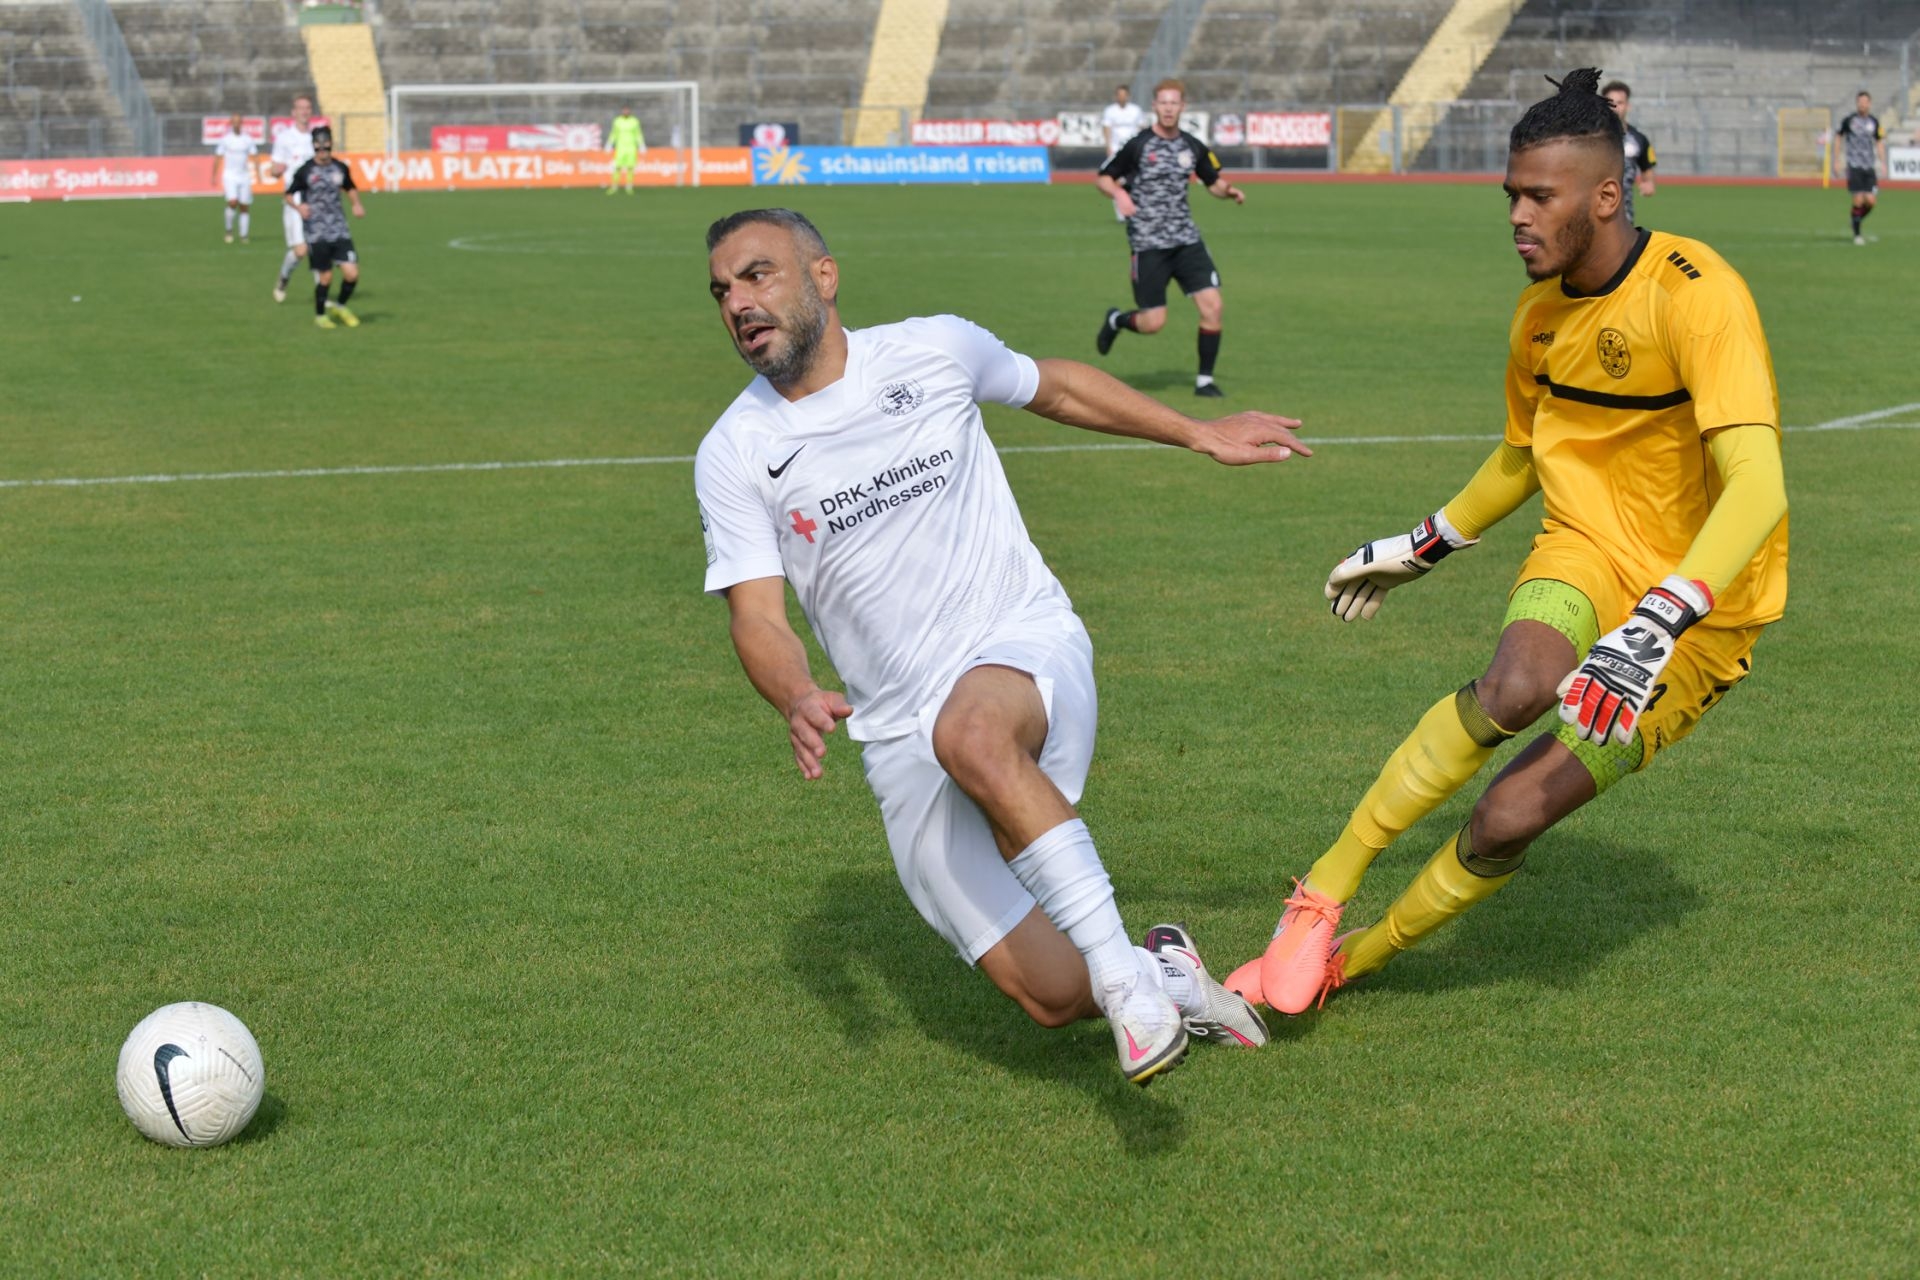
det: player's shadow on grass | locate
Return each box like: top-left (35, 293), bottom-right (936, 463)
top-left (787, 866), bottom-right (1189, 1155)
top-left (1302, 833), bottom-right (1705, 1005)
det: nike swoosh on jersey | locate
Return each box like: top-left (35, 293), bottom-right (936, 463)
top-left (768, 447), bottom-right (804, 479)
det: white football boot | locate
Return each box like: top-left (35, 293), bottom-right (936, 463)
top-left (1104, 969), bottom-right (1187, 1086)
top-left (1145, 923), bottom-right (1270, 1048)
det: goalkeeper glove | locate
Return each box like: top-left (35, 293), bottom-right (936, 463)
top-left (1325, 511), bottom-right (1477, 622)
top-left (1557, 575), bottom-right (1713, 746)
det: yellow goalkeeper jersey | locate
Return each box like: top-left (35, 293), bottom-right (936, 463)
top-left (1504, 228), bottom-right (1788, 629)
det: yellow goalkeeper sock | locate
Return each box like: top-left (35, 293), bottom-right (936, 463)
top-left (1339, 825), bottom-right (1519, 978)
top-left (1306, 684), bottom-right (1515, 902)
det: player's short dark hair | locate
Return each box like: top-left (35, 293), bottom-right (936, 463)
top-left (1601, 80), bottom-right (1630, 98)
top-left (706, 208), bottom-right (830, 260)
top-left (1510, 68), bottom-right (1623, 156)
top-left (310, 125), bottom-right (333, 149)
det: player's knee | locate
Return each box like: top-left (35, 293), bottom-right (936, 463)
top-left (1466, 795), bottom-right (1539, 868)
top-left (1472, 667), bottom-right (1557, 732)
top-left (1132, 308), bottom-right (1167, 334)
top-left (930, 709), bottom-right (1017, 794)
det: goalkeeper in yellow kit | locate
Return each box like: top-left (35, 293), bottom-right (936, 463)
top-left (606, 108), bottom-right (646, 193)
top-left (1227, 69), bottom-right (1790, 1014)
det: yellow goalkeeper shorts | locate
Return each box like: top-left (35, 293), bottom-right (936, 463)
top-left (1506, 528), bottom-right (1763, 789)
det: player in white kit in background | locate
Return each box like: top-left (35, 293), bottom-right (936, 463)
top-left (210, 114), bottom-right (256, 244)
top-left (269, 96), bottom-right (317, 302)
top-left (696, 209), bottom-right (1310, 1084)
top-left (1100, 85), bottom-right (1146, 222)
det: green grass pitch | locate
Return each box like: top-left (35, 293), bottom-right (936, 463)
top-left (2, 178), bottom-right (1916, 1276)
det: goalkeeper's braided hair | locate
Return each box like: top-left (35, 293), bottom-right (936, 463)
top-left (1509, 68), bottom-right (1623, 155)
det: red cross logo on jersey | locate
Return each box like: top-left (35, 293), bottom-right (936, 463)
top-left (789, 509), bottom-right (817, 543)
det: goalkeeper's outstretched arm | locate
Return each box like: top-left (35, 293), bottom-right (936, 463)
top-left (1324, 440), bottom-right (1538, 621)
top-left (1440, 440), bottom-right (1539, 539)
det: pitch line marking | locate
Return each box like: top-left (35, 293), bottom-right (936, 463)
top-left (0, 406), bottom-right (1913, 491)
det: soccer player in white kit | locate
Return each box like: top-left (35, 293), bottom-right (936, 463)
top-left (696, 209), bottom-right (1309, 1084)
top-left (269, 96), bottom-right (316, 301)
top-left (210, 114), bottom-right (256, 244)
top-left (1100, 85), bottom-right (1146, 222)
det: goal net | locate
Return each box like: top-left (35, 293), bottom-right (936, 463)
top-left (384, 81), bottom-right (701, 190)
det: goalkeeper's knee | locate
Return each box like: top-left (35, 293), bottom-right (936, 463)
top-left (1466, 785), bottom-right (1555, 870)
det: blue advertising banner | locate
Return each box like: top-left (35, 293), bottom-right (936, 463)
top-left (752, 146), bottom-right (1050, 186)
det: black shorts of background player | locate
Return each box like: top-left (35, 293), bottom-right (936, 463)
top-left (284, 126), bottom-right (367, 329)
top-left (1833, 91), bottom-right (1886, 245)
top-left (1093, 78), bottom-right (1244, 397)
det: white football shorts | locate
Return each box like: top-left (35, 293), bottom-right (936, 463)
top-left (222, 173), bottom-right (253, 204)
top-left (282, 202), bottom-right (306, 248)
top-left (859, 614), bottom-right (1098, 965)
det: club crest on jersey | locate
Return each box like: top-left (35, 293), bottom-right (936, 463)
top-left (875, 379), bottom-right (925, 417)
top-left (1596, 328), bottom-right (1631, 379)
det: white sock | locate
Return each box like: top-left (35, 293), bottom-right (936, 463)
top-left (1196, 374), bottom-right (1215, 387)
top-left (238, 211), bottom-right (249, 238)
top-left (224, 208), bottom-right (235, 231)
top-left (1006, 819), bottom-right (1145, 1001)
top-left (1139, 944), bottom-right (1200, 1015)
top-left (278, 250), bottom-right (298, 284)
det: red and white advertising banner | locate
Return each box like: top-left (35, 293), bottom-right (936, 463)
top-left (203, 116), bottom-right (267, 144)
top-left (0, 148), bottom-right (751, 200)
top-left (0, 155), bottom-right (221, 200)
top-left (912, 118), bottom-right (1061, 146)
top-left (430, 123), bottom-right (605, 153)
top-left (1246, 111), bottom-right (1333, 148)
top-left (344, 147), bottom-right (753, 190)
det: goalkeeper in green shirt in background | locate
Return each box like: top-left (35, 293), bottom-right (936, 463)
top-left (607, 108), bottom-right (646, 194)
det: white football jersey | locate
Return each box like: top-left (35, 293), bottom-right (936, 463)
top-left (696, 315), bottom-right (1074, 741)
top-left (271, 125), bottom-right (314, 189)
top-left (1101, 101), bottom-right (1145, 153)
top-left (214, 131), bottom-right (256, 178)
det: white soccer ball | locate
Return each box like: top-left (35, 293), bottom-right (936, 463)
top-left (115, 1002), bottom-right (266, 1148)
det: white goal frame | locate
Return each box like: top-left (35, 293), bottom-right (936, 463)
top-left (384, 81), bottom-right (702, 191)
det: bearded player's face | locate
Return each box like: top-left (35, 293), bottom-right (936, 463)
top-left (709, 223), bottom-right (833, 386)
top-left (1504, 140), bottom-right (1611, 282)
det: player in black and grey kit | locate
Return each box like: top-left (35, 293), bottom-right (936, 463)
top-left (1833, 91), bottom-right (1886, 246)
top-left (1602, 80), bottom-right (1656, 225)
top-left (1093, 79), bottom-right (1244, 397)
top-left (285, 126), bottom-right (367, 329)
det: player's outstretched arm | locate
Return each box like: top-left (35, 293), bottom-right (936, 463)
top-left (1025, 357), bottom-right (1308, 465)
top-left (1325, 441), bottom-right (1537, 621)
top-left (725, 576), bottom-right (853, 780)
